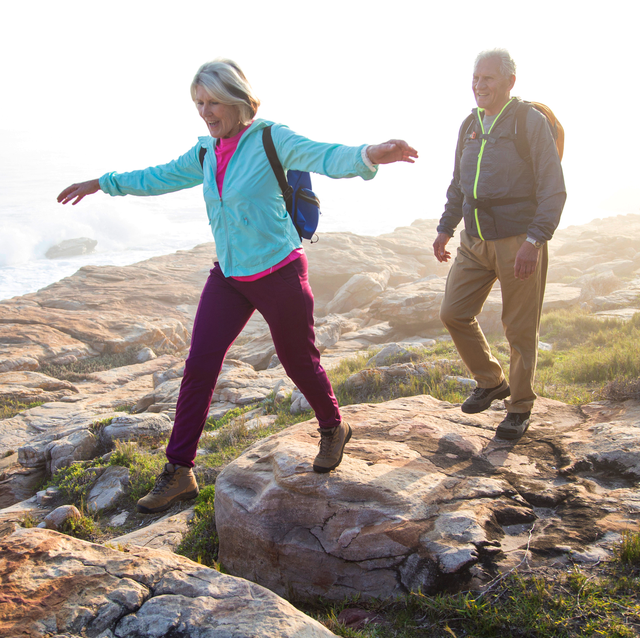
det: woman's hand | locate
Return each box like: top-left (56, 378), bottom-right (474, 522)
top-left (367, 140), bottom-right (418, 165)
top-left (57, 179), bottom-right (101, 205)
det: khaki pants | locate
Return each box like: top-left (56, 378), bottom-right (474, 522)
top-left (440, 230), bottom-right (548, 413)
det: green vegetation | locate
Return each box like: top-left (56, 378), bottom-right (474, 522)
top-left (0, 399), bottom-right (45, 420)
top-left (59, 513), bottom-right (97, 540)
top-left (536, 309), bottom-right (640, 404)
top-left (325, 347), bottom-right (469, 408)
top-left (20, 514), bottom-right (37, 528)
top-left (108, 440), bottom-right (166, 503)
top-left (176, 485), bottom-right (218, 566)
top-left (303, 557), bottom-right (640, 637)
top-left (317, 309), bottom-right (640, 408)
top-left (617, 530), bottom-right (640, 566)
top-left (47, 460), bottom-right (107, 505)
top-left (39, 351), bottom-right (143, 382)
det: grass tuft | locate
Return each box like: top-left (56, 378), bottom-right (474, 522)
top-left (176, 485), bottom-right (218, 567)
top-left (617, 530), bottom-right (640, 566)
top-left (0, 399), bottom-right (45, 420)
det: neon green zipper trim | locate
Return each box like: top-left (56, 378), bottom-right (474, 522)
top-left (473, 98), bottom-right (515, 240)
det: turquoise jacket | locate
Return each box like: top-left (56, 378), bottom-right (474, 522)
top-left (99, 119), bottom-right (377, 277)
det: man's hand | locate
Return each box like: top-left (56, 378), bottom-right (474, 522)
top-left (367, 140), bottom-right (418, 165)
top-left (514, 240), bottom-right (540, 280)
top-left (57, 179), bottom-right (101, 206)
top-left (433, 232), bottom-right (452, 263)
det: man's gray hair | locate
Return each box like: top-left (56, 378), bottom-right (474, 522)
top-left (474, 49), bottom-right (516, 78)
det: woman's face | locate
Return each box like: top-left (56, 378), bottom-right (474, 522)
top-left (194, 85), bottom-right (241, 139)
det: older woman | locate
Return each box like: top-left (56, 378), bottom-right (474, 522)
top-left (58, 59), bottom-right (418, 514)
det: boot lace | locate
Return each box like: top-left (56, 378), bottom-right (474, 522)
top-left (151, 467), bottom-right (176, 494)
top-left (318, 428), bottom-right (338, 457)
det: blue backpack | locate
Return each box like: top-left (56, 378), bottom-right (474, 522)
top-left (262, 125), bottom-right (321, 243)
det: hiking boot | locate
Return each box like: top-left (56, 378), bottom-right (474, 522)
top-left (136, 463), bottom-right (199, 514)
top-left (496, 411), bottom-right (531, 440)
top-left (313, 421), bottom-right (352, 473)
top-left (461, 379), bottom-right (510, 414)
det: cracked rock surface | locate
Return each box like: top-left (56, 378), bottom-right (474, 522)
top-left (0, 527), bottom-right (337, 638)
top-left (215, 395), bottom-right (640, 600)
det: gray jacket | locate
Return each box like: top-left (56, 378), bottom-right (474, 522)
top-left (437, 98), bottom-right (566, 243)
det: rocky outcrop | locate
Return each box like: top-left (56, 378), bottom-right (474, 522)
top-left (0, 527), bottom-right (337, 638)
top-left (45, 237), bottom-right (97, 259)
top-left (215, 395), bottom-right (640, 600)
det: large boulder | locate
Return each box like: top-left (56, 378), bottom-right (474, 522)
top-left (0, 527), bottom-right (337, 637)
top-left (215, 395), bottom-right (640, 601)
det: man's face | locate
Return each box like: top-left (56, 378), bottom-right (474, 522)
top-left (472, 58), bottom-right (515, 116)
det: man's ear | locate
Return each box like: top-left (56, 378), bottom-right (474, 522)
top-left (508, 74), bottom-right (516, 91)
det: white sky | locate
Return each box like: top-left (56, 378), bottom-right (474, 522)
top-left (1, 0), bottom-right (639, 237)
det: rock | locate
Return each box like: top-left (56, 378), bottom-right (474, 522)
top-left (210, 361), bottom-right (295, 406)
top-left (574, 271), bottom-right (623, 301)
top-left (36, 486), bottom-right (60, 506)
top-left (45, 237), bottom-right (97, 259)
top-left (367, 343), bottom-right (424, 366)
top-left (0, 322), bottom-right (99, 373)
top-left (110, 511), bottom-right (129, 527)
top-left (369, 277), bottom-right (446, 331)
top-left (110, 508), bottom-right (195, 552)
top-left (345, 362), bottom-right (435, 391)
top-left (41, 504), bottom-right (82, 530)
top-left (227, 332), bottom-right (276, 370)
top-left (215, 395), bottom-right (640, 601)
top-left (314, 314), bottom-right (344, 353)
top-left (0, 527), bottom-right (338, 637)
top-left (101, 413), bottom-right (174, 446)
top-left (153, 363), bottom-right (185, 388)
top-left (325, 270), bottom-right (390, 314)
top-left (290, 389), bottom-right (312, 414)
top-left (339, 321), bottom-right (397, 345)
top-left (45, 427), bottom-right (99, 474)
top-left (137, 347), bottom-right (157, 363)
top-left (0, 496), bottom-right (48, 537)
top-left (87, 466), bottom-right (131, 513)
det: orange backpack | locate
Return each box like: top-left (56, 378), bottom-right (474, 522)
top-left (514, 101), bottom-right (564, 161)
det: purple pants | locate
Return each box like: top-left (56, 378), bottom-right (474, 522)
top-left (165, 253), bottom-right (341, 467)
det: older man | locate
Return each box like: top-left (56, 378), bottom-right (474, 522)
top-left (433, 48), bottom-right (566, 440)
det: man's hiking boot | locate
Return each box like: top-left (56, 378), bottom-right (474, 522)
top-left (461, 379), bottom-right (510, 414)
top-left (137, 463), bottom-right (199, 514)
top-left (496, 411), bottom-right (531, 440)
top-left (313, 421), bottom-right (352, 473)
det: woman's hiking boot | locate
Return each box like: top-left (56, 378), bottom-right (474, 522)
top-left (496, 411), bottom-right (531, 440)
top-left (137, 463), bottom-right (199, 514)
top-left (461, 379), bottom-right (510, 414)
top-left (313, 421), bottom-right (352, 473)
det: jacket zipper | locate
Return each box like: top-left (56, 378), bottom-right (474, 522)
top-left (214, 122), bottom-right (262, 273)
top-left (472, 98), bottom-right (514, 240)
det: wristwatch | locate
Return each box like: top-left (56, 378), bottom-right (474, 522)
top-left (526, 237), bottom-right (543, 249)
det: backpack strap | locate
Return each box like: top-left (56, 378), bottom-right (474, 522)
top-left (198, 146), bottom-right (208, 168)
top-left (456, 113), bottom-right (476, 161)
top-left (262, 126), bottom-right (294, 213)
top-left (513, 100), bottom-right (533, 163)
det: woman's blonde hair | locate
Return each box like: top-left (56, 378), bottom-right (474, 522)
top-left (191, 59), bottom-right (260, 125)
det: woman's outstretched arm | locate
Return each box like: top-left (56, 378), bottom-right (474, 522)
top-left (57, 179), bottom-right (101, 206)
top-left (367, 140), bottom-right (418, 165)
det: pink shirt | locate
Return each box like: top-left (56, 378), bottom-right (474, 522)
top-left (214, 123), bottom-right (302, 281)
